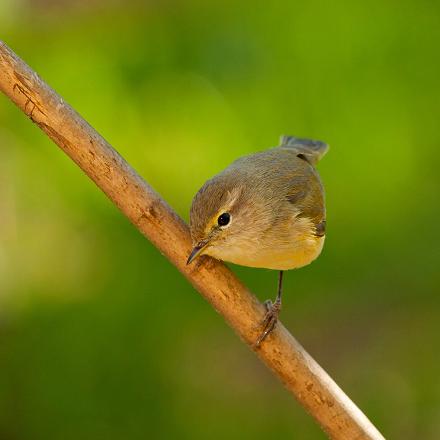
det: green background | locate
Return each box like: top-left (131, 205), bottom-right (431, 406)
top-left (1, 1), bottom-right (439, 438)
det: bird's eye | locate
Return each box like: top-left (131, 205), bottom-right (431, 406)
top-left (217, 212), bottom-right (231, 227)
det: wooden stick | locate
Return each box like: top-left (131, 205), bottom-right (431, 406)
top-left (0, 40), bottom-right (385, 440)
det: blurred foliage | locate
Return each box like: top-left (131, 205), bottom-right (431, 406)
top-left (0, 1), bottom-right (439, 439)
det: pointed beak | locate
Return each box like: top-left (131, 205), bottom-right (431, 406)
top-left (187, 241), bottom-right (208, 265)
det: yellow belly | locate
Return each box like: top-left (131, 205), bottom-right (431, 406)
top-left (217, 235), bottom-right (325, 270)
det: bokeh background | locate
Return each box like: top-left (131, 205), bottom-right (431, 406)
top-left (1, 1), bottom-right (439, 438)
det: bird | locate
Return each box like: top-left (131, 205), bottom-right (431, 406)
top-left (187, 135), bottom-right (328, 346)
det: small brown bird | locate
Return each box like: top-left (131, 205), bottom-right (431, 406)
top-left (187, 136), bottom-right (328, 345)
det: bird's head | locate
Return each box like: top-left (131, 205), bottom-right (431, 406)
top-left (187, 173), bottom-right (270, 265)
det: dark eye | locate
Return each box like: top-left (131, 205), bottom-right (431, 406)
top-left (217, 212), bottom-right (231, 227)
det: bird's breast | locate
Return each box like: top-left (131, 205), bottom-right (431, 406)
top-left (217, 236), bottom-right (324, 270)
top-left (206, 216), bottom-right (325, 270)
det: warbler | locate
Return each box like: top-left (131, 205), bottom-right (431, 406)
top-left (187, 135), bottom-right (328, 346)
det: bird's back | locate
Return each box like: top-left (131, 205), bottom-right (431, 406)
top-left (228, 145), bottom-right (326, 226)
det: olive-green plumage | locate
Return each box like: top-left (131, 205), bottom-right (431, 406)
top-left (188, 136), bottom-right (328, 270)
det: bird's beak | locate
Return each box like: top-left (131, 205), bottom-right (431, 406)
top-left (187, 241), bottom-right (208, 265)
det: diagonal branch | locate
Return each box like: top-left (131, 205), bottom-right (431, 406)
top-left (0, 40), bottom-right (385, 440)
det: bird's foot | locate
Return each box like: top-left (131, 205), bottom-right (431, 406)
top-left (254, 299), bottom-right (281, 348)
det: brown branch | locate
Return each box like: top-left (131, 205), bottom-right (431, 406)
top-left (0, 40), bottom-right (385, 440)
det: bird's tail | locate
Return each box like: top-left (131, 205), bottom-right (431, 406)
top-left (279, 135), bottom-right (329, 165)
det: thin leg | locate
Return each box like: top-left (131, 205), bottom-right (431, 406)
top-left (275, 270), bottom-right (283, 306)
top-left (255, 271), bottom-right (284, 347)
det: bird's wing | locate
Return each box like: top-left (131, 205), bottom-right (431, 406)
top-left (285, 158), bottom-right (326, 237)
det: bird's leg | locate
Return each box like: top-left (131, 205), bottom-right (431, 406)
top-left (255, 271), bottom-right (283, 347)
